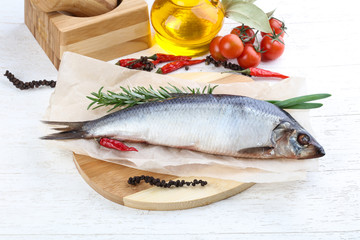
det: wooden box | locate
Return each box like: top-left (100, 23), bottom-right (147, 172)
top-left (24, 0), bottom-right (152, 69)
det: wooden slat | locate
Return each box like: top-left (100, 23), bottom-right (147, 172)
top-left (59, 21), bottom-right (150, 59)
top-left (82, 35), bottom-right (152, 61)
top-left (56, 1), bottom-right (150, 45)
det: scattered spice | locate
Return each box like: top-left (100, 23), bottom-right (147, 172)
top-left (4, 70), bottom-right (56, 90)
top-left (99, 137), bottom-right (138, 152)
top-left (115, 54), bottom-right (287, 78)
top-left (156, 59), bottom-right (205, 74)
top-left (4, 54), bottom-right (287, 92)
top-left (205, 55), bottom-right (243, 71)
top-left (115, 53), bottom-right (192, 71)
top-left (127, 175), bottom-right (208, 188)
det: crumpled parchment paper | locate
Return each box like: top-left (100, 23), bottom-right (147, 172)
top-left (43, 52), bottom-right (319, 183)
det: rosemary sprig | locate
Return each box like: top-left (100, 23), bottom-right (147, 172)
top-left (87, 84), bottom-right (218, 112)
top-left (87, 84), bottom-right (330, 112)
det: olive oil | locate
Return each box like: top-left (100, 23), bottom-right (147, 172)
top-left (151, 0), bottom-right (225, 56)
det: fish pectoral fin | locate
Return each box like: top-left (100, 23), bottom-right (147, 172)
top-left (237, 146), bottom-right (274, 157)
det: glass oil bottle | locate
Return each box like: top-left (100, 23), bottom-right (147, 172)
top-left (151, 0), bottom-right (225, 56)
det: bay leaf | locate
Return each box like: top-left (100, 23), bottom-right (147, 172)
top-left (224, 2), bottom-right (272, 33)
top-left (266, 9), bottom-right (276, 18)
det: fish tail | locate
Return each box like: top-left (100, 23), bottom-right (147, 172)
top-left (41, 120), bottom-right (89, 140)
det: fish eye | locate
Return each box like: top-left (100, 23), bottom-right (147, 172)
top-left (297, 133), bottom-right (310, 146)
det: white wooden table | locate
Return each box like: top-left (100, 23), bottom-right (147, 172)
top-left (1, 0), bottom-right (359, 239)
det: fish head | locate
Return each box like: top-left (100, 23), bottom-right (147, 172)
top-left (272, 121), bottom-right (325, 159)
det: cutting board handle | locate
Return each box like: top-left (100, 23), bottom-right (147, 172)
top-left (30, 0), bottom-right (121, 17)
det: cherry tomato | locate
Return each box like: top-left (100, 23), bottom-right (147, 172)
top-left (219, 34), bottom-right (244, 59)
top-left (261, 17), bottom-right (286, 37)
top-left (209, 36), bottom-right (227, 61)
top-left (230, 25), bottom-right (256, 44)
top-left (237, 44), bottom-right (261, 69)
top-left (260, 35), bottom-right (285, 61)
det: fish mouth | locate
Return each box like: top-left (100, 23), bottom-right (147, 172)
top-left (298, 144), bottom-right (325, 159)
top-left (315, 145), bottom-right (325, 158)
top-left (308, 137), bottom-right (326, 159)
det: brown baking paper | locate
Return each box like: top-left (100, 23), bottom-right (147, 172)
top-left (43, 52), bottom-right (319, 183)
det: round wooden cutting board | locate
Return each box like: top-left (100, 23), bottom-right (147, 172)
top-left (73, 72), bottom-right (255, 211)
top-left (73, 153), bottom-right (255, 210)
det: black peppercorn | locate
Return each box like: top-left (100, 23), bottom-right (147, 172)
top-left (205, 55), bottom-right (250, 76)
top-left (127, 175), bottom-right (208, 188)
top-left (123, 57), bottom-right (155, 72)
top-left (4, 70), bottom-right (56, 90)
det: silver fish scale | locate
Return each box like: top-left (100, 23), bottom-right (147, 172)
top-left (86, 94), bottom-right (291, 157)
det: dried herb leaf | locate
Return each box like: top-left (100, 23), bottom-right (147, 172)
top-left (266, 9), bottom-right (276, 18)
top-left (223, 1), bottom-right (272, 33)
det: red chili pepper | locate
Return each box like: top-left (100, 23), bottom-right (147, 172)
top-left (116, 54), bottom-right (191, 69)
top-left (148, 53), bottom-right (191, 63)
top-left (240, 67), bottom-right (289, 79)
top-left (115, 58), bottom-right (145, 69)
top-left (99, 138), bottom-right (138, 152)
top-left (156, 59), bottom-right (205, 74)
top-left (151, 60), bottom-right (161, 66)
top-left (115, 58), bottom-right (136, 67)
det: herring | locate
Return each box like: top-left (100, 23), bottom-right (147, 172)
top-left (42, 94), bottom-right (325, 159)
